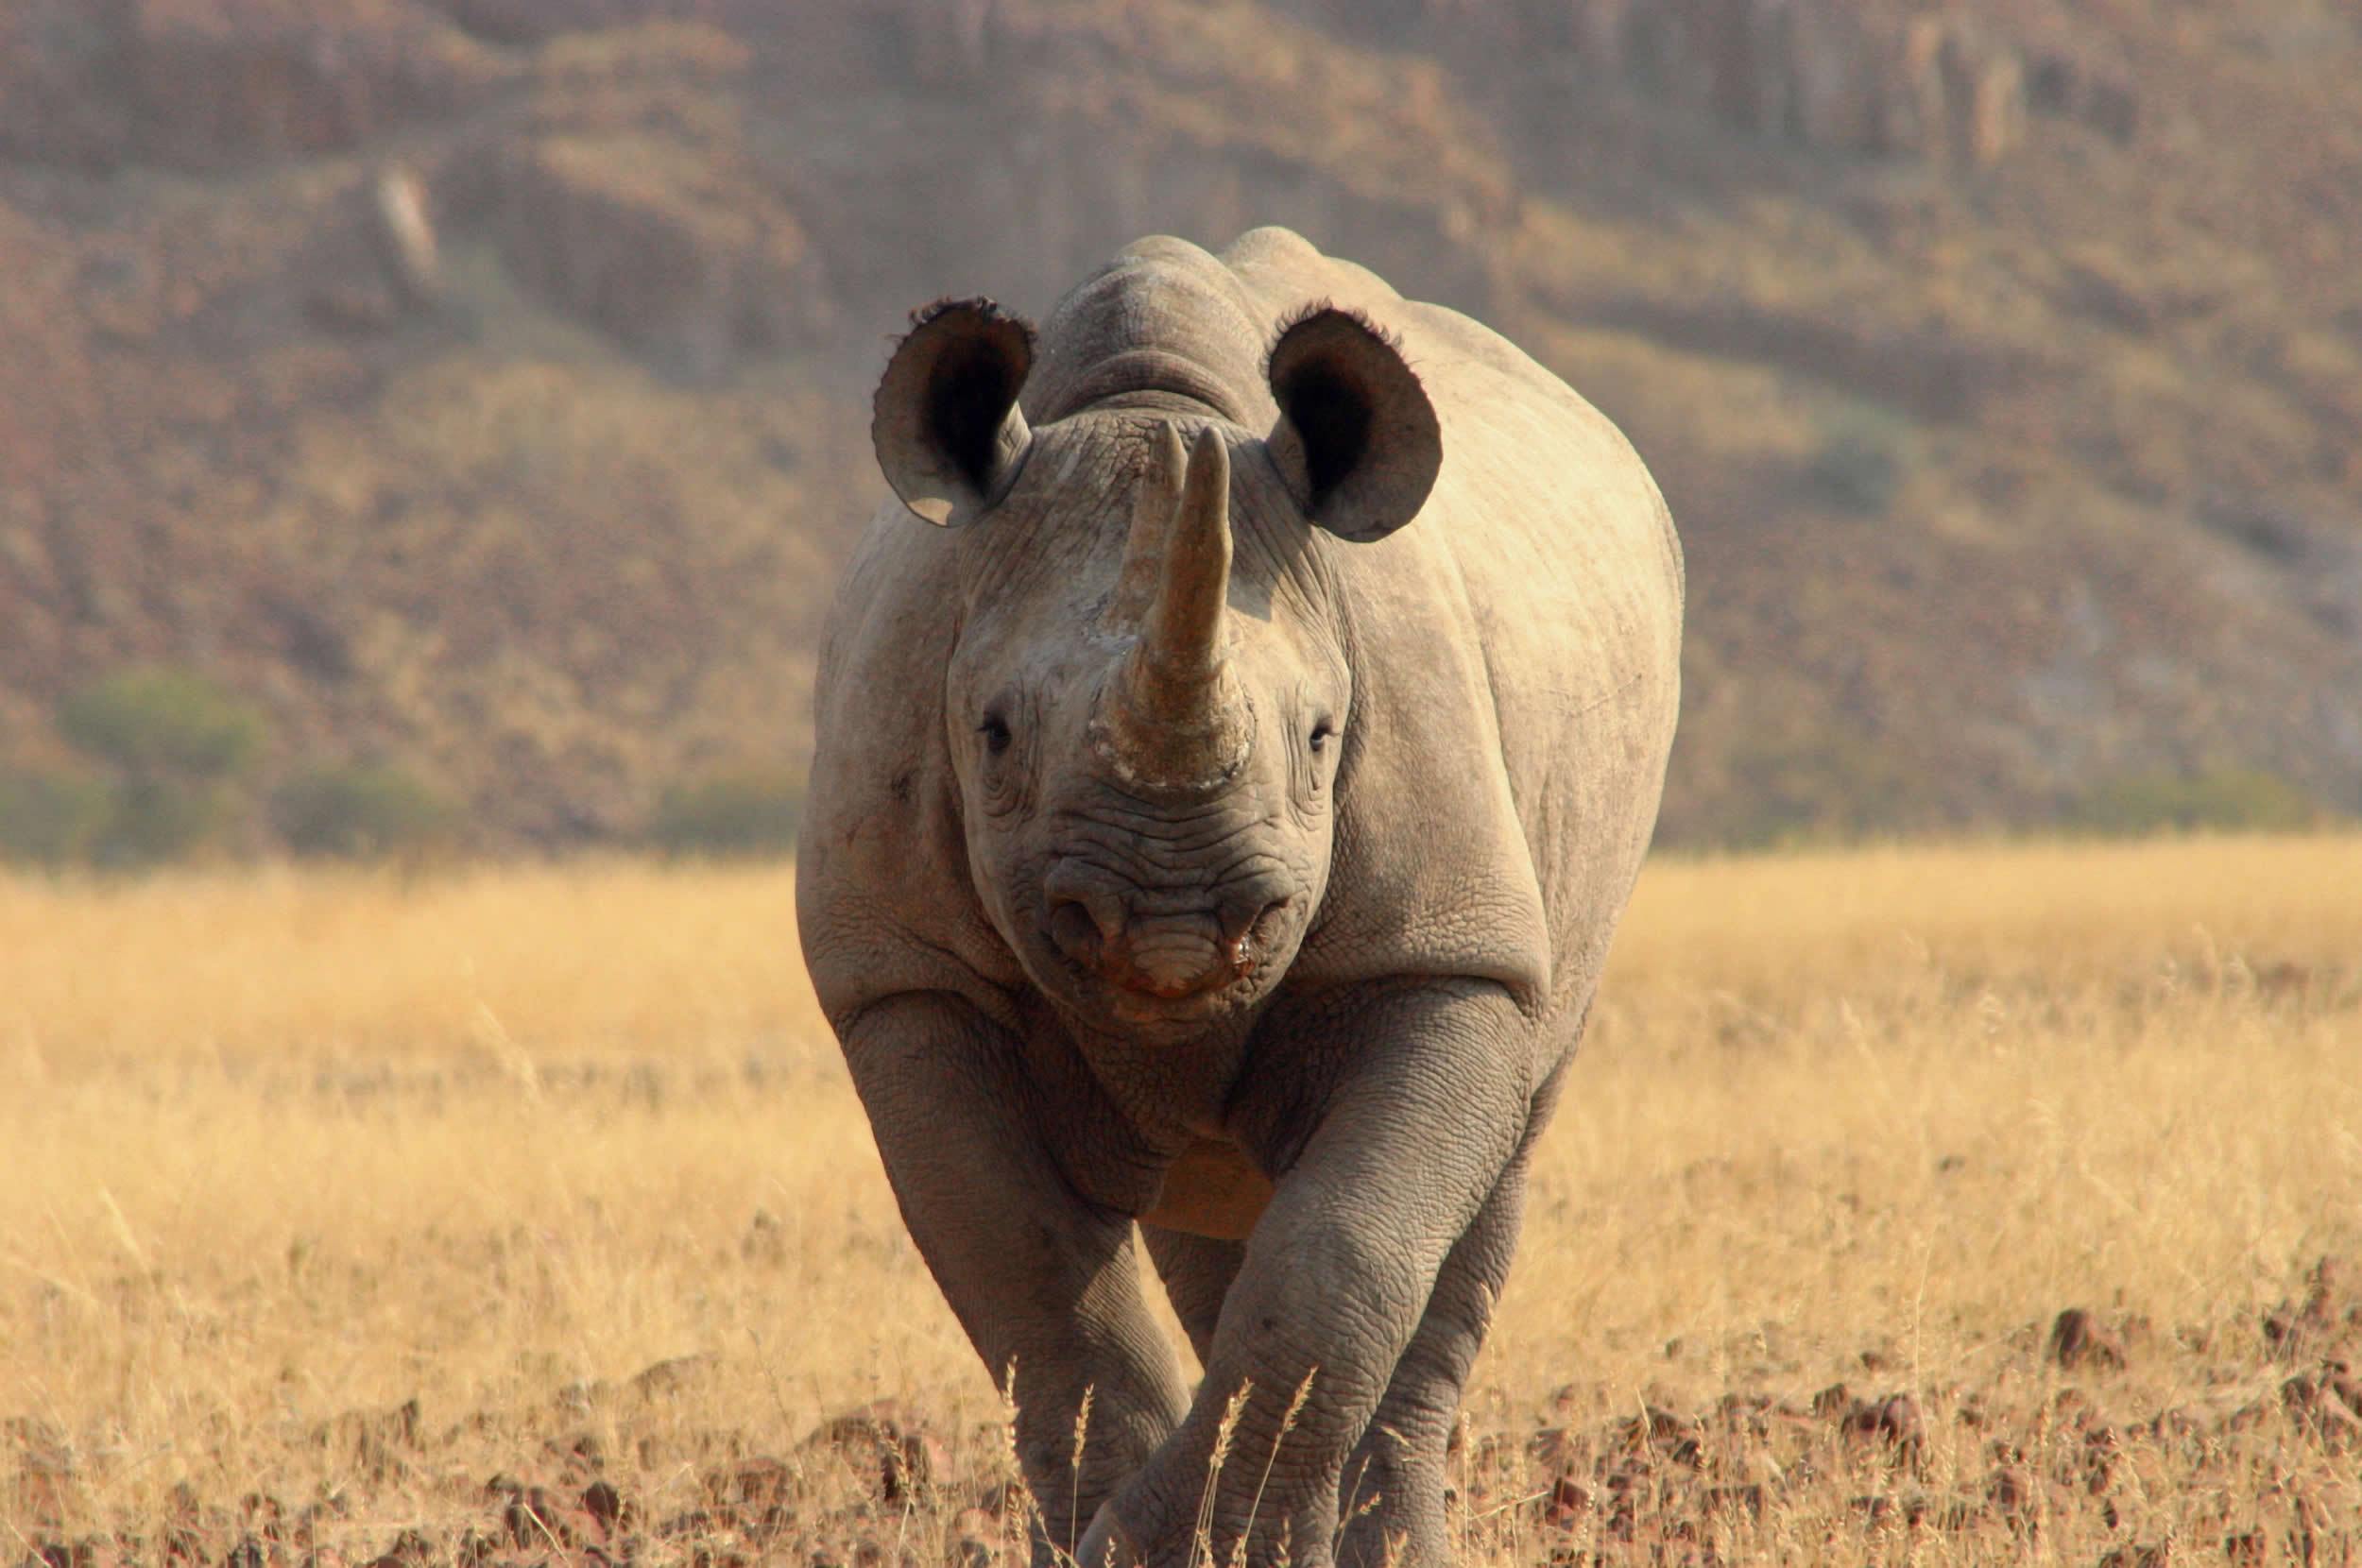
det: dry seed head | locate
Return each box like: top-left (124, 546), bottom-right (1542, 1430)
top-left (1277, 1367), bottom-right (1315, 1439)
top-left (1192, 1379), bottom-right (1256, 1568)
top-left (1070, 1385), bottom-right (1095, 1561)
top-left (1211, 1378), bottom-right (1252, 1474)
top-left (1234, 1365), bottom-right (1320, 1566)
top-left (1071, 1385), bottom-right (1095, 1474)
top-left (995, 1357), bottom-right (1044, 1539)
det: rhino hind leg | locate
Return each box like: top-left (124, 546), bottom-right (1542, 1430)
top-left (1140, 1225), bottom-right (1247, 1370)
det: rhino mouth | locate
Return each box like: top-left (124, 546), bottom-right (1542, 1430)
top-left (1064, 912), bottom-right (1253, 997)
top-left (1036, 901), bottom-right (1297, 1025)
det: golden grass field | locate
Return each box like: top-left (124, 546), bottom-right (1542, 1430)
top-left (4, 836), bottom-right (2358, 1566)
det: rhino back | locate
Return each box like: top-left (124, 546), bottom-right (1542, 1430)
top-left (1024, 234), bottom-right (1280, 426)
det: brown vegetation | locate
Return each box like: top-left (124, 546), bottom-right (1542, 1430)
top-left (4, 835), bottom-right (2357, 1562)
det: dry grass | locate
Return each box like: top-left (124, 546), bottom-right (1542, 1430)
top-left (4, 837), bottom-right (2359, 1564)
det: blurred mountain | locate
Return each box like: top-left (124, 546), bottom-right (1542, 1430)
top-left (2, 0), bottom-right (2357, 845)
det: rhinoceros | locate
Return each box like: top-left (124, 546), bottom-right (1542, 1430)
top-left (796, 227), bottom-right (1682, 1567)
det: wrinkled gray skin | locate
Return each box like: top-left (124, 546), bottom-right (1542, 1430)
top-left (796, 228), bottom-right (1682, 1567)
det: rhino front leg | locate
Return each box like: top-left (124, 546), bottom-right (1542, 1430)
top-left (1335, 1150), bottom-right (1530, 1567)
top-left (840, 994), bottom-right (1189, 1560)
top-left (1080, 980), bottom-right (1533, 1568)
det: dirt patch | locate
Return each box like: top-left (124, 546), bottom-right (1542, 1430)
top-left (22, 1271), bottom-right (2360, 1568)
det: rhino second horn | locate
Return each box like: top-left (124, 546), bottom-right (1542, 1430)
top-left (1108, 426), bottom-right (1252, 791)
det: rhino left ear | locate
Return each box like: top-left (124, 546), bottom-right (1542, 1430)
top-left (873, 298), bottom-right (1036, 526)
top-left (1264, 305), bottom-right (1441, 543)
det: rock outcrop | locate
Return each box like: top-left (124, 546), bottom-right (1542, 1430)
top-left (1286, 0), bottom-right (2065, 166)
top-left (0, 0), bottom-right (2349, 850)
top-left (490, 131), bottom-right (824, 376)
top-left (369, 164), bottom-right (442, 315)
top-left (119, 0), bottom-right (512, 169)
top-left (0, 0), bottom-right (513, 171)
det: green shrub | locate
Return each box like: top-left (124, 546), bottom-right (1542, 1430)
top-left (59, 667), bottom-right (265, 782)
top-left (1807, 407), bottom-right (1911, 517)
top-left (0, 768), bottom-right (111, 866)
top-left (2063, 767), bottom-right (2323, 837)
top-left (651, 770), bottom-right (804, 859)
top-left (1710, 721), bottom-right (1920, 849)
top-left (271, 764), bottom-right (457, 859)
top-left (91, 777), bottom-right (231, 865)
top-left (51, 667), bottom-right (270, 865)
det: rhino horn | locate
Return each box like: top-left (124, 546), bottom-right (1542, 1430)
top-left (1106, 425), bottom-right (1251, 790)
top-left (1108, 422), bottom-right (1189, 628)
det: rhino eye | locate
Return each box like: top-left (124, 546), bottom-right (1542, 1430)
top-left (979, 712), bottom-right (1014, 756)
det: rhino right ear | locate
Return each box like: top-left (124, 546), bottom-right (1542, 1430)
top-left (872, 299), bottom-right (1036, 526)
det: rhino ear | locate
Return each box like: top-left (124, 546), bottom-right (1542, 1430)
top-left (1264, 305), bottom-right (1441, 543)
top-left (873, 298), bottom-right (1036, 526)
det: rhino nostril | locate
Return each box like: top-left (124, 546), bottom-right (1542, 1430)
top-left (1221, 891), bottom-right (1291, 944)
top-left (1048, 898), bottom-right (1111, 966)
top-left (1217, 895), bottom-right (1291, 976)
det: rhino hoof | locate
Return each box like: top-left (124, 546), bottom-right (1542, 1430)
top-left (1075, 1501), bottom-right (1145, 1568)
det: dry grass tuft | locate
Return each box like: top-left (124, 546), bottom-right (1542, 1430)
top-left (4, 836), bottom-right (2358, 1563)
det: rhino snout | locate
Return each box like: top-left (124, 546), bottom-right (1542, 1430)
top-left (1040, 860), bottom-right (1292, 1001)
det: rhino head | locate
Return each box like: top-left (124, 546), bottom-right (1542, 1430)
top-left (870, 298), bottom-right (1441, 1034)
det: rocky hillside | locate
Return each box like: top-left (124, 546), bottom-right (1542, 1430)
top-left (2, 0), bottom-right (2357, 847)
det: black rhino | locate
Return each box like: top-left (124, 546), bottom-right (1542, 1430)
top-left (796, 227), bottom-right (1683, 1566)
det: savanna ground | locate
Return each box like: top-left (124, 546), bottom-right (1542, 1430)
top-left (3, 837), bottom-right (2358, 1566)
